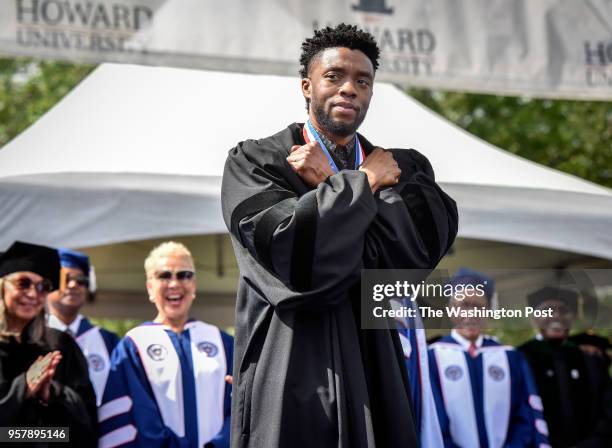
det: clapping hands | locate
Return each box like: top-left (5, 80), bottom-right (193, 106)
top-left (25, 351), bottom-right (62, 402)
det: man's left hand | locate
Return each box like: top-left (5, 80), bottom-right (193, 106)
top-left (286, 141), bottom-right (334, 188)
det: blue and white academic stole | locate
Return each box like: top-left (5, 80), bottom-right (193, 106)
top-left (128, 322), bottom-right (226, 445)
top-left (393, 299), bottom-right (445, 448)
top-left (302, 120), bottom-right (365, 173)
top-left (76, 327), bottom-right (111, 406)
top-left (431, 343), bottom-right (511, 448)
top-left (479, 346), bottom-right (512, 448)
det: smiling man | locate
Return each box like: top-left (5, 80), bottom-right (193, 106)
top-left (519, 287), bottom-right (609, 447)
top-left (428, 269), bottom-right (549, 448)
top-left (221, 24), bottom-right (458, 447)
top-left (47, 248), bottom-right (119, 405)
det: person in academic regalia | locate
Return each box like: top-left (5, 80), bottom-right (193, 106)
top-left (46, 248), bottom-right (119, 405)
top-left (428, 268), bottom-right (549, 448)
top-left (98, 242), bottom-right (233, 448)
top-left (221, 24), bottom-right (458, 448)
top-left (568, 330), bottom-right (612, 448)
top-left (519, 287), bottom-right (610, 448)
top-left (395, 298), bottom-right (447, 448)
top-left (0, 241), bottom-right (97, 447)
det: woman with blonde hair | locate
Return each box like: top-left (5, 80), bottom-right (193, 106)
top-left (99, 241), bottom-right (233, 448)
top-left (0, 241), bottom-right (97, 447)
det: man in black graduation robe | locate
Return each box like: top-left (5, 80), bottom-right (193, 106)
top-left (221, 24), bottom-right (458, 448)
top-left (519, 287), bottom-right (610, 448)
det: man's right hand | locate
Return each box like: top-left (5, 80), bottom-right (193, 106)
top-left (359, 148), bottom-right (401, 193)
top-left (286, 141), bottom-right (335, 188)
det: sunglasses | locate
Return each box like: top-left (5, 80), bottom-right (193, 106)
top-left (7, 277), bottom-right (54, 293)
top-left (66, 274), bottom-right (89, 288)
top-left (154, 270), bottom-right (195, 282)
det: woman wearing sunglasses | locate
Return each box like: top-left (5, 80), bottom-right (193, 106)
top-left (0, 241), bottom-right (97, 447)
top-left (98, 241), bottom-right (233, 448)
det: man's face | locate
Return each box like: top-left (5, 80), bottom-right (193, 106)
top-left (450, 291), bottom-right (488, 341)
top-left (47, 267), bottom-right (88, 315)
top-left (533, 299), bottom-right (574, 340)
top-left (301, 47), bottom-right (374, 138)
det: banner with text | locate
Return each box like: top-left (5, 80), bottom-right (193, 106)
top-left (0, 0), bottom-right (611, 100)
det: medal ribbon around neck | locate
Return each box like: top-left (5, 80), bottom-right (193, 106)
top-left (303, 120), bottom-right (365, 174)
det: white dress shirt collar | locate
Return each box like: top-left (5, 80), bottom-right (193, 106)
top-left (451, 329), bottom-right (484, 350)
top-left (48, 313), bottom-right (83, 335)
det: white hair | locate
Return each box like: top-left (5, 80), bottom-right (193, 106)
top-left (144, 241), bottom-right (194, 277)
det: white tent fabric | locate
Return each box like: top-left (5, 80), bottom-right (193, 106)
top-left (0, 64), bottom-right (611, 258)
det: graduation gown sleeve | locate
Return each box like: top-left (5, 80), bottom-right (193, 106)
top-left (363, 146), bottom-right (457, 270)
top-left (205, 331), bottom-right (234, 448)
top-left (0, 372), bottom-right (28, 425)
top-left (504, 352), bottom-right (550, 447)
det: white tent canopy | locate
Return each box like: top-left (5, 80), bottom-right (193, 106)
top-left (1, 64), bottom-right (611, 259)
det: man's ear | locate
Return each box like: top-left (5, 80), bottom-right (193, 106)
top-left (301, 78), bottom-right (312, 101)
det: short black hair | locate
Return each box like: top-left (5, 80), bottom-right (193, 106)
top-left (299, 23), bottom-right (380, 78)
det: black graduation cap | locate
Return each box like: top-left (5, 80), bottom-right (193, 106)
top-left (527, 286), bottom-right (578, 314)
top-left (0, 241), bottom-right (61, 290)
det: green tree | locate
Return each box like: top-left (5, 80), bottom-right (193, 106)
top-left (0, 57), bottom-right (94, 148)
top-left (408, 88), bottom-right (612, 188)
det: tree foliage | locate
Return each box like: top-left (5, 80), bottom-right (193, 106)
top-left (408, 88), bottom-right (612, 188)
top-left (0, 57), bottom-right (94, 148)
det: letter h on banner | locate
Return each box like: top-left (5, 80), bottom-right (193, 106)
top-left (584, 41), bottom-right (611, 66)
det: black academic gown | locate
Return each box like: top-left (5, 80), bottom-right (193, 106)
top-left (221, 123), bottom-right (458, 448)
top-left (519, 338), bottom-right (610, 448)
top-left (0, 326), bottom-right (98, 447)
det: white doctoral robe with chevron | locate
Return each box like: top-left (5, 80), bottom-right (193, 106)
top-left (428, 332), bottom-right (550, 448)
top-left (98, 321), bottom-right (233, 448)
top-left (48, 314), bottom-right (120, 406)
